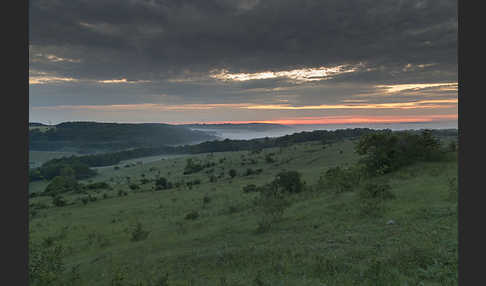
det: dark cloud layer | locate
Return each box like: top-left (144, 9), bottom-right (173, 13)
top-left (29, 0), bottom-right (457, 124)
top-left (30, 0), bottom-right (457, 80)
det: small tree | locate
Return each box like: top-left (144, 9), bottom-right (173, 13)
top-left (229, 169), bottom-right (237, 178)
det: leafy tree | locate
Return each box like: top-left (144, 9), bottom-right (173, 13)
top-left (229, 169), bottom-right (237, 178)
top-left (355, 130), bottom-right (445, 176)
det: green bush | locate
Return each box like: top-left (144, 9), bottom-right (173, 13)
top-left (358, 182), bottom-right (395, 200)
top-left (273, 170), bottom-right (304, 194)
top-left (129, 183), bottom-right (140, 190)
top-left (85, 182), bottom-right (110, 190)
top-left (29, 242), bottom-right (65, 286)
top-left (155, 177), bottom-right (170, 190)
top-left (44, 175), bottom-right (81, 196)
top-left (52, 195), bottom-right (67, 207)
top-left (243, 184), bottom-right (258, 193)
top-left (183, 158), bottom-right (204, 174)
top-left (358, 182), bottom-right (394, 217)
top-left (321, 166), bottom-right (360, 194)
top-left (184, 210), bottom-right (199, 220)
top-left (355, 130), bottom-right (446, 176)
top-left (130, 222), bottom-right (150, 242)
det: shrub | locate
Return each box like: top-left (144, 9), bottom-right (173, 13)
top-left (358, 182), bottom-right (395, 200)
top-left (185, 210), bottom-right (199, 220)
top-left (356, 130), bottom-right (445, 176)
top-left (155, 177), bottom-right (169, 190)
top-left (52, 195), bottom-right (67, 207)
top-left (81, 196), bottom-right (89, 205)
top-left (358, 182), bottom-right (394, 217)
top-left (359, 197), bottom-right (386, 217)
top-left (448, 140), bottom-right (457, 152)
top-left (265, 154), bottom-right (275, 163)
top-left (85, 182), bottom-right (110, 190)
top-left (130, 222), bottom-right (150, 242)
top-left (243, 184), bottom-right (258, 193)
top-left (229, 169), bottom-right (237, 178)
top-left (29, 242), bottom-right (65, 285)
top-left (184, 158), bottom-right (204, 174)
top-left (129, 183), bottom-right (140, 190)
top-left (44, 175), bottom-right (81, 196)
top-left (202, 195), bottom-right (211, 205)
top-left (447, 177), bottom-right (458, 201)
top-left (254, 183), bottom-right (291, 233)
top-left (273, 170), bottom-right (304, 194)
top-left (322, 166), bottom-right (361, 194)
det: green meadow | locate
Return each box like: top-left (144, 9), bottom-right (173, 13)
top-left (28, 137), bottom-right (458, 285)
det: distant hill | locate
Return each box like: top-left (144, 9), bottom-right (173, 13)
top-left (29, 122), bottom-right (48, 127)
top-left (29, 121), bottom-right (217, 153)
top-left (182, 123), bottom-right (291, 131)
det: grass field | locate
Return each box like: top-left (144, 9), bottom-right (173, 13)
top-left (28, 139), bottom-right (458, 285)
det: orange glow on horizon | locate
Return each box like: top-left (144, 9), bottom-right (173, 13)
top-left (170, 114), bottom-right (458, 126)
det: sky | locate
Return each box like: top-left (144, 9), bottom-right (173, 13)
top-left (29, 0), bottom-right (458, 127)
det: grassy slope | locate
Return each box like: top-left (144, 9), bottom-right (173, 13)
top-left (28, 139), bottom-right (457, 285)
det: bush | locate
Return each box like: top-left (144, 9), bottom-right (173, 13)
top-left (229, 169), bottom-right (237, 178)
top-left (273, 170), bottom-right (304, 194)
top-left (322, 166), bottom-right (361, 194)
top-left (448, 141), bottom-right (457, 152)
top-left (85, 182), bottom-right (110, 190)
top-left (184, 210), bottom-right (199, 220)
top-left (29, 242), bottom-right (65, 285)
top-left (265, 154), bottom-right (275, 163)
top-left (447, 177), bottom-right (458, 201)
top-left (183, 158), bottom-right (204, 174)
top-left (243, 184), bottom-right (258, 193)
top-left (254, 183), bottom-right (291, 233)
top-left (358, 182), bottom-right (395, 200)
top-left (155, 177), bottom-right (169, 190)
top-left (44, 175), bottom-right (81, 196)
top-left (81, 196), bottom-right (90, 205)
top-left (129, 183), bottom-right (140, 190)
top-left (358, 182), bottom-right (394, 217)
top-left (355, 130), bottom-right (445, 176)
top-left (52, 195), bottom-right (67, 207)
top-left (359, 197), bottom-right (386, 217)
top-left (130, 222), bottom-right (150, 242)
